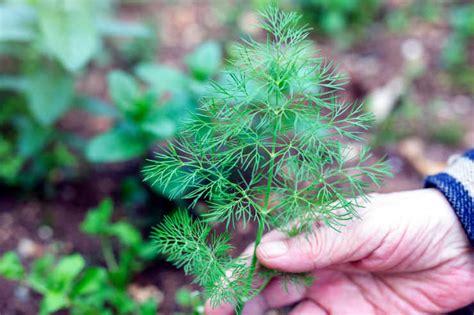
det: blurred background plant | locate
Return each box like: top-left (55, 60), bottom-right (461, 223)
top-left (86, 40), bottom-right (221, 164)
top-left (441, 3), bottom-right (474, 94)
top-left (0, 198), bottom-right (159, 315)
top-left (83, 40), bottom-right (222, 213)
top-left (293, 0), bottom-right (381, 48)
top-left (0, 0), bottom-right (152, 191)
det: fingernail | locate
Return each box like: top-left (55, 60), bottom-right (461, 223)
top-left (258, 241), bottom-right (288, 258)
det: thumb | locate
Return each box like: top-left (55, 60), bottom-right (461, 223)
top-left (256, 219), bottom-right (377, 273)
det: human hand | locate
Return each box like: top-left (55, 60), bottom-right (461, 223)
top-left (206, 189), bottom-right (474, 314)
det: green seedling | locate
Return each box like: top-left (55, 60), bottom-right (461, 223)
top-left (86, 41), bottom-right (222, 163)
top-left (0, 198), bottom-right (159, 315)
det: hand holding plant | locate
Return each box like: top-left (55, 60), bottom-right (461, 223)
top-left (145, 7), bottom-right (390, 313)
top-left (207, 189), bottom-right (474, 314)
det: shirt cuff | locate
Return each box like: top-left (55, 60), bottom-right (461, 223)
top-left (425, 149), bottom-right (474, 247)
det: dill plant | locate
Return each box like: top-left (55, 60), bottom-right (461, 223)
top-left (144, 7), bottom-right (390, 312)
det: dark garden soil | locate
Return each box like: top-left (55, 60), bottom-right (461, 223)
top-left (1, 1), bottom-right (473, 314)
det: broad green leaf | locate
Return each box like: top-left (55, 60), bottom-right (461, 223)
top-left (81, 198), bottom-right (114, 235)
top-left (38, 0), bottom-right (98, 72)
top-left (110, 250), bottom-right (135, 288)
top-left (70, 294), bottom-right (111, 315)
top-left (50, 254), bottom-right (85, 289)
top-left (0, 251), bottom-right (24, 280)
top-left (140, 114), bottom-right (176, 139)
top-left (86, 128), bottom-right (148, 163)
top-left (0, 155), bottom-right (23, 182)
top-left (71, 267), bottom-right (107, 297)
top-left (107, 70), bottom-right (140, 113)
top-left (0, 4), bottom-right (36, 41)
top-left (106, 287), bottom-right (136, 313)
top-left (135, 63), bottom-right (187, 95)
top-left (128, 93), bottom-right (157, 124)
top-left (16, 118), bottom-right (50, 158)
top-left (140, 91), bottom-right (194, 140)
top-left (40, 292), bottom-right (68, 315)
top-left (29, 254), bottom-right (55, 294)
top-left (185, 41), bottom-right (222, 81)
top-left (109, 222), bottom-right (142, 247)
top-left (25, 70), bottom-right (74, 126)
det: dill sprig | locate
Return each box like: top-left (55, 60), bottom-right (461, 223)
top-left (144, 6), bottom-right (391, 312)
top-left (151, 210), bottom-right (252, 307)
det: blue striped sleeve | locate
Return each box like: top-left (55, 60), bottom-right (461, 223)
top-left (425, 149), bottom-right (474, 247)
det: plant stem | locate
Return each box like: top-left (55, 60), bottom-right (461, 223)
top-left (101, 237), bottom-right (118, 271)
top-left (237, 121), bottom-right (279, 314)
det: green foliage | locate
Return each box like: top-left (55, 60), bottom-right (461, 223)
top-left (0, 71), bottom-right (78, 187)
top-left (152, 210), bottom-right (251, 307)
top-left (0, 0), bottom-right (151, 72)
top-left (25, 68), bottom-right (74, 126)
top-left (0, 198), bottom-right (159, 315)
top-left (0, 137), bottom-right (23, 183)
top-left (442, 4), bottom-right (474, 67)
top-left (86, 41), bottom-right (222, 163)
top-left (430, 123), bottom-right (465, 146)
top-left (294, 0), bottom-right (380, 46)
top-left (0, 93), bottom-right (79, 188)
top-left (80, 198), bottom-right (158, 287)
top-left (0, 251), bottom-right (24, 280)
top-left (38, 0), bottom-right (99, 72)
top-left (0, 0), bottom-right (150, 189)
top-left (441, 3), bottom-right (474, 93)
top-left (146, 7), bottom-right (390, 311)
top-left (186, 41), bottom-right (222, 81)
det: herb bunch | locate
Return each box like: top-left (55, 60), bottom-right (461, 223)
top-left (145, 7), bottom-right (390, 312)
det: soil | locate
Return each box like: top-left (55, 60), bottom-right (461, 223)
top-left (1, 1), bottom-right (473, 314)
